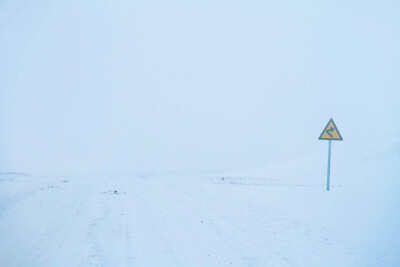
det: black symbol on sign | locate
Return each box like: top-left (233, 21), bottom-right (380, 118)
top-left (326, 127), bottom-right (334, 137)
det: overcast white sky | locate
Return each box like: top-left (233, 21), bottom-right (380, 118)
top-left (1, 1), bottom-right (399, 173)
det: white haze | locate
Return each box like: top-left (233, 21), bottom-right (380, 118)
top-left (1, 0), bottom-right (399, 173)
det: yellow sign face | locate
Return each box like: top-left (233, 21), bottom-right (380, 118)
top-left (319, 118), bottom-right (343, 140)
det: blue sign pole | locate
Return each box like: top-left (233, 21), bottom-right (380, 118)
top-left (327, 140), bottom-right (332, 191)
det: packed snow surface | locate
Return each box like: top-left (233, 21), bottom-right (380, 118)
top-left (0, 148), bottom-right (399, 266)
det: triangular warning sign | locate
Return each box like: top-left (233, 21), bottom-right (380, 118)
top-left (319, 118), bottom-right (343, 140)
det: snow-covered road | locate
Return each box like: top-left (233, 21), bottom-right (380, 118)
top-left (0, 152), bottom-right (399, 266)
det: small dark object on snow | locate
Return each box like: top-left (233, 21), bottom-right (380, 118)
top-left (114, 190), bottom-right (118, 194)
top-left (221, 177), bottom-right (224, 181)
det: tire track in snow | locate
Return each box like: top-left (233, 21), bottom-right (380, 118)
top-left (12, 184), bottom-right (92, 267)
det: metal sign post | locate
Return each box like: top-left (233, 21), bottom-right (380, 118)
top-left (327, 140), bottom-right (331, 191)
top-left (319, 118), bottom-right (343, 191)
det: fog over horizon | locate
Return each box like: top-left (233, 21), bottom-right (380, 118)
top-left (1, 1), bottom-right (399, 173)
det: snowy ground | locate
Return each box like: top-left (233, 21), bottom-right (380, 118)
top-left (0, 147), bottom-right (399, 266)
